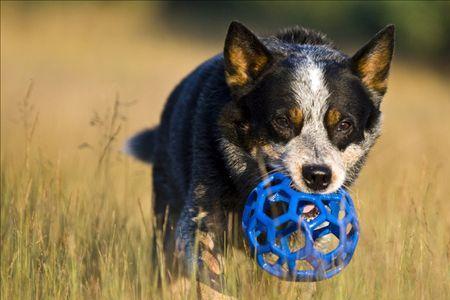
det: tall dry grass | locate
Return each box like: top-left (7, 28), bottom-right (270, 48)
top-left (1, 4), bottom-right (450, 299)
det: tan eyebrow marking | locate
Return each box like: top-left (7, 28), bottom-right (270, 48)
top-left (326, 108), bottom-right (341, 127)
top-left (289, 107), bottom-right (303, 128)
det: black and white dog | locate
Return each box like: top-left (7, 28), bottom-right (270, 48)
top-left (127, 21), bottom-right (394, 288)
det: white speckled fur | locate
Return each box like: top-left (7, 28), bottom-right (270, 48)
top-left (281, 56), bottom-right (362, 193)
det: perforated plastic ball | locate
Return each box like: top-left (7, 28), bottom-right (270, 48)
top-left (242, 172), bottom-right (359, 281)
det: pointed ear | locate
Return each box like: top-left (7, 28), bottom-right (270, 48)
top-left (224, 22), bottom-right (272, 94)
top-left (351, 25), bottom-right (395, 103)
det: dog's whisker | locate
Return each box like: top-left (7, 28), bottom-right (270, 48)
top-left (250, 166), bottom-right (288, 186)
top-left (342, 183), bottom-right (355, 194)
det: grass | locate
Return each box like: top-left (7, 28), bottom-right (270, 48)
top-left (1, 3), bottom-right (450, 299)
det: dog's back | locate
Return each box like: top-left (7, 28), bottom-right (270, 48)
top-left (129, 56), bottom-right (230, 218)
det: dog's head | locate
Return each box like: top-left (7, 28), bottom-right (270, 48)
top-left (220, 22), bottom-right (395, 193)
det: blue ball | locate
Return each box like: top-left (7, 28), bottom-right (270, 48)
top-left (242, 173), bottom-right (359, 281)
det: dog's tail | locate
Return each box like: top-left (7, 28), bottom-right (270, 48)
top-left (125, 127), bottom-right (158, 164)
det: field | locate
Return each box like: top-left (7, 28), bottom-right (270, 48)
top-left (1, 4), bottom-right (450, 299)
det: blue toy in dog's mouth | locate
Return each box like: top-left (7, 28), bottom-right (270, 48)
top-left (242, 172), bottom-right (359, 281)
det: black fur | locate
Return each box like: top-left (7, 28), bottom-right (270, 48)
top-left (276, 26), bottom-right (334, 47)
top-left (126, 128), bottom-right (158, 163)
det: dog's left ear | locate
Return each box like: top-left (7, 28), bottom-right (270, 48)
top-left (224, 21), bottom-right (272, 97)
top-left (351, 25), bottom-right (395, 105)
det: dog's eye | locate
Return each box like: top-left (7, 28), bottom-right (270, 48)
top-left (337, 120), bottom-right (353, 132)
top-left (273, 116), bottom-right (290, 128)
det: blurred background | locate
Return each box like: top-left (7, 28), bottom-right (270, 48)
top-left (1, 2), bottom-right (450, 299)
top-left (2, 2), bottom-right (449, 158)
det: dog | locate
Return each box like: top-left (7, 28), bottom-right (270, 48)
top-left (127, 21), bottom-right (394, 293)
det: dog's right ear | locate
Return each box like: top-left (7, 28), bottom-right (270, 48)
top-left (224, 21), bottom-right (272, 97)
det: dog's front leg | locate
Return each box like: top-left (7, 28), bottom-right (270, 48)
top-left (175, 183), bottom-right (227, 293)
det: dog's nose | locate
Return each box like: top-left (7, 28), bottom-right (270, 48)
top-left (302, 164), bottom-right (332, 191)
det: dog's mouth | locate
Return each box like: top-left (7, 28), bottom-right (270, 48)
top-left (262, 164), bottom-right (327, 221)
top-left (302, 205), bottom-right (320, 221)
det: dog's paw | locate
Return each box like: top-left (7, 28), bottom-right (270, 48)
top-left (175, 231), bottom-right (226, 291)
top-left (200, 249), bottom-right (223, 275)
top-left (197, 238), bottom-right (225, 291)
top-left (198, 231), bottom-right (224, 275)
